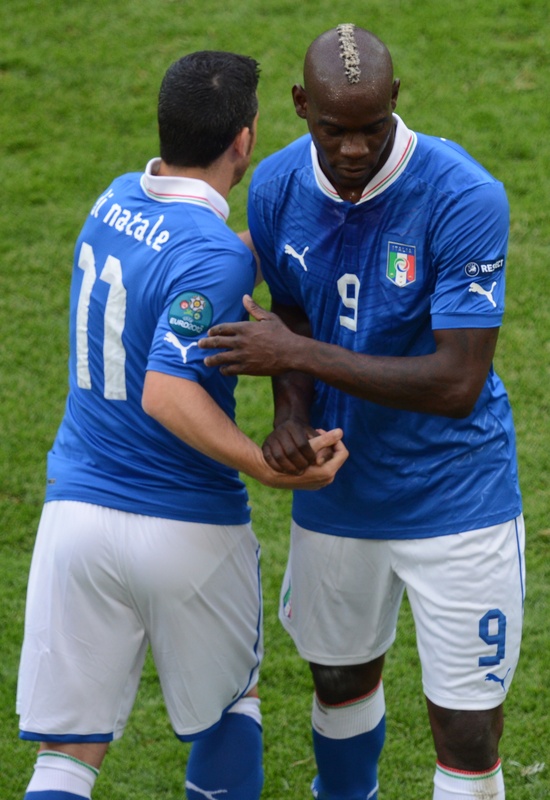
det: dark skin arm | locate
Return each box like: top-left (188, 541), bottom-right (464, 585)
top-left (258, 303), bottom-right (318, 475)
top-left (199, 293), bottom-right (500, 470)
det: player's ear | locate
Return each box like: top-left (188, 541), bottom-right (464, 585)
top-left (233, 112), bottom-right (258, 158)
top-left (391, 78), bottom-right (400, 110)
top-left (233, 126), bottom-right (252, 158)
top-left (292, 84), bottom-right (308, 120)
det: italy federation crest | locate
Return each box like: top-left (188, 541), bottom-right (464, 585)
top-left (387, 242), bottom-right (416, 287)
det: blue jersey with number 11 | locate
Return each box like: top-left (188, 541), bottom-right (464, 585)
top-left (46, 159), bottom-right (256, 524)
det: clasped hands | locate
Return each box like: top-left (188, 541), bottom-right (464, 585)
top-left (199, 294), bottom-right (345, 477)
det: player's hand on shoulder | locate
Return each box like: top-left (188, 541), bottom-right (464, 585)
top-left (199, 295), bottom-right (296, 376)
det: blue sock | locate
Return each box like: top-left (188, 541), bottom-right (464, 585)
top-left (185, 701), bottom-right (263, 800)
top-left (310, 685), bottom-right (386, 800)
top-left (312, 718), bottom-right (385, 800)
top-left (25, 794), bottom-right (88, 799)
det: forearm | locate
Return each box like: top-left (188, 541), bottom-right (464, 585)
top-left (269, 298), bottom-right (452, 417)
top-left (143, 371), bottom-right (267, 476)
top-left (282, 328), bottom-right (497, 418)
top-left (199, 296), bottom-right (498, 418)
top-left (270, 300), bottom-right (315, 427)
top-left (272, 370), bottom-right (315, 427)
top-left (142, 370), bottom-right (348, 488)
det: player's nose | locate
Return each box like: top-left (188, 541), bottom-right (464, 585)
top-left (340, 133), bottom-right (370, 159)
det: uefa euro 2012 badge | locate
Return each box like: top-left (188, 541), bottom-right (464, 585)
top-left (168, 291), bottom-right (213, 337)
top-left (386, 242), bottom-right (416, 287)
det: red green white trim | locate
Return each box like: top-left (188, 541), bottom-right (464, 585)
top-left (140, 158), bottom-right (229, 221)
top-left (38, 750), bottom-right (100, 777)
top-left (436, 759), bottom-right (502, 780)
top-left (317, 679), bottom-right (383, 709)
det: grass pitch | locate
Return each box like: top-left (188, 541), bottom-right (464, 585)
top-left (1, 0), bottom-right (548, 797)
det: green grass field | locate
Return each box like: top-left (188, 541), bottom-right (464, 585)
top-left (1, 0), bottom-right (548, 797)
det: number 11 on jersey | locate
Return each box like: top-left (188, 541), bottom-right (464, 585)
top-left (76, 241), bottom-right (128, 400)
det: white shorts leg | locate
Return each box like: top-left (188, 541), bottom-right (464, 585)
top-left (396, 516), bottom-right (525, 710)
top-left (279, 517), bottom-right (524, 710)
top-left (17, 501), bottom-right (263, 742)
top-left (279, 521), bottom-right (404, 664)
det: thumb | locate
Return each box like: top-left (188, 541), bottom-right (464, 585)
top-left (243, 294), bottom-right (270, 321)
top-left (309, 428), bottom-right (344, 453)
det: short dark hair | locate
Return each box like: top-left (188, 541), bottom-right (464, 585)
top-left (158, 50), bottom-right (260, 168)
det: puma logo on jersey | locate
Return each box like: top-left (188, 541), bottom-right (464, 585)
top-left (284, 243), bottom-right (309, 271)
top-left (164, 332), bottom-right (198, 363)
top-left (485, 667), bottom-right (511, 691)
top-left (468, 281), bottom-right (497, 307)
top-left (185, 782), bottom-right (227, 798)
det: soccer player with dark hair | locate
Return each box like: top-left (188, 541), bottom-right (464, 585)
top-left (16, 50), bottom-right (347, 800)
top-left (200, 26), bottom-right (524, 800)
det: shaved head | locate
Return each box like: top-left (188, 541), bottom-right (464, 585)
top-left (293, 25), bottom-right (400, 202)
top-left (304, 24), bottom-right (394, 99)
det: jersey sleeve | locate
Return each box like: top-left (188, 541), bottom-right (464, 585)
top-left (430, 180), bottom-right (509, 329)
top-left (147, 241), bottom-right (256, 382)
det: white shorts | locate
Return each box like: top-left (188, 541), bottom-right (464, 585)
top-left (17, 501), bottom-right (263, 741)
top-left (279, 516), bottom-right (525, 710)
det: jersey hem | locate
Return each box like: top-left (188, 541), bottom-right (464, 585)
top-left (43, 494), bottom-right (251, 525)
top-left (291, 507), bottom-right (523, 540)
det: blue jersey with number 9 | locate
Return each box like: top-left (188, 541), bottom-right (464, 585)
top-left (249, 116), bottom-right (522, 539)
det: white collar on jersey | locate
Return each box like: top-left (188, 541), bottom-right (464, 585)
top-left (140, 158), bottom-right (230, 222)
top-left (311, 113), bottom-right (418, 204)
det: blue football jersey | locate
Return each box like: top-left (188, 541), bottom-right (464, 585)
top-left (248, 116), bottom-right (522, 538)
top-left (46, 159), bottom-right (256, 523)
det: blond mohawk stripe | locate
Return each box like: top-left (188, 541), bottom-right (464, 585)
top-left (336, 23), bottom-right (361, 84)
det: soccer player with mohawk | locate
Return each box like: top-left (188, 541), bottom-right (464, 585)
top-left (200, 24), bottom-right (525, 800)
